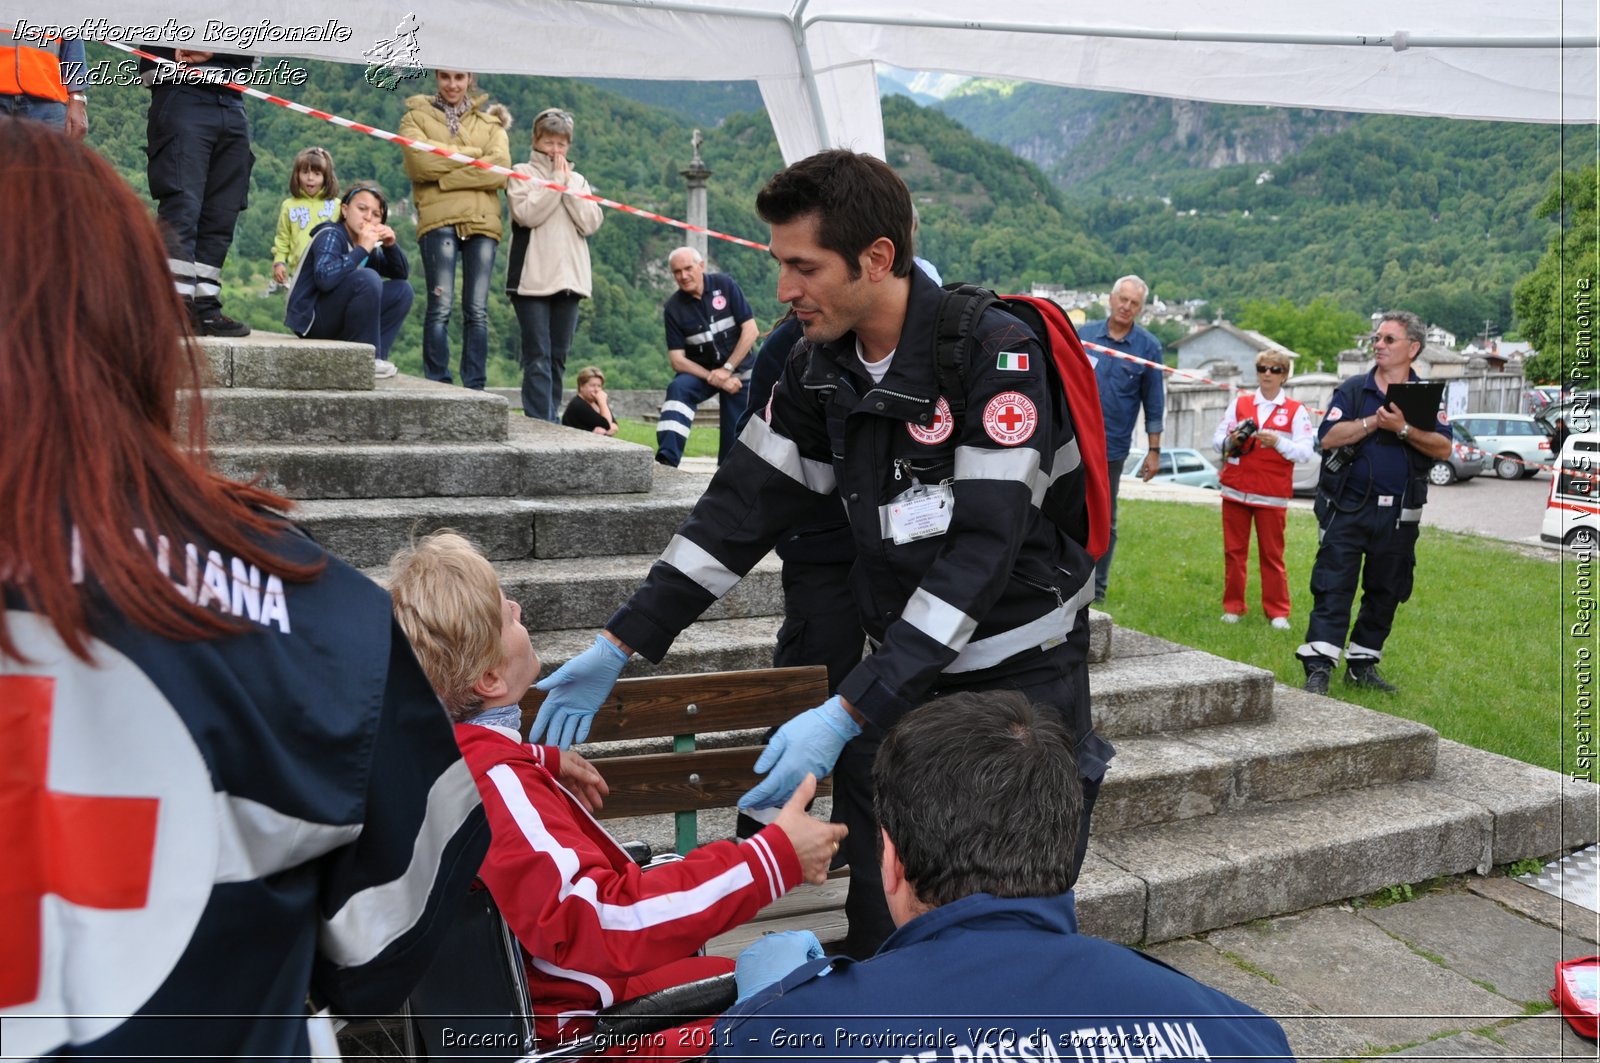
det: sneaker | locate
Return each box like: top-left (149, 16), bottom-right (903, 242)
top-left (1345, 661), bottom-right (1398, 693)
top-left (1270, 617), bottom-right (1292, 631)
top-left (1303, 666), bottom-right (1331, 695)
top-left (1220, 612), bottom-right (1242, 624)
top-left (373, 358), bottom-right (399, 379)
top-left (196, 312), bottom-right (250, 338)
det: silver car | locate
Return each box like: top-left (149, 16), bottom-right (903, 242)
top-left (1450, 414), bottom-right (1554, 479)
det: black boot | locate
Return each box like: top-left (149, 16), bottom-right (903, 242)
top-left (1303, 663), bottom-right (1332, 695)
top-left (1345, 660), bottom-right (1398, 693)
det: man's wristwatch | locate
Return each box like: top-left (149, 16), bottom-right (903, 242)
top-left (69, 93), bottom-right (87, 103)
top-left (1398, 423), bottom-right (1411, 443)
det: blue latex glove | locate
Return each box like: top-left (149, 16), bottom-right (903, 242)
top-left (740, 696), bottom-right (861, 810)
top-left (530, 634), bottom-right (628, 748)
top-left (734, 930), bottom-right (825, 1003)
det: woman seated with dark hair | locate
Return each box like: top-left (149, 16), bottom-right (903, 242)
top-left (560, 364), bottom-right (618, 435)
top-left (285, 182), bottom-right (414, 379)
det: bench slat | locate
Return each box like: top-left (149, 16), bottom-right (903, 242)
top-left (520, 666), bottom-right (828, 744)
top-left (593, 747), bottom-right (833, 819)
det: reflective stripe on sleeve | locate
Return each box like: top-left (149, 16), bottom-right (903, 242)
top-left (902, 588), bottom-right (979, 651)
top-left (214, 793), bottom-right (362, 884)
top-left (321, 758), bottom-right (482, 967)
top-left (945, 577), bottom-right (1095, 674)
top-left (954, 440), bottom-right (1081, 508)
top-left (660, 534), bottom-right (741, 599)
top-left (737, 416), bottom-right (836, 494)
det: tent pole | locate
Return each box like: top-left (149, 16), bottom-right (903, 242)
top-left (789, 0), bottom-right (834, 151)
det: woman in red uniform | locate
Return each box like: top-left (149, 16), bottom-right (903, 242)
top-left (1211, 349), bottom-right (1315, 628)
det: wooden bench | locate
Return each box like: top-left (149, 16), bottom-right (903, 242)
top-left (517, 665), bottom-right (850, 956)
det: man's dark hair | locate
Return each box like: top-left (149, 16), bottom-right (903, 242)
top-left (755, 149), bottom-right (914, 280)
top-left (873, 690), bottom-right (1083, 908)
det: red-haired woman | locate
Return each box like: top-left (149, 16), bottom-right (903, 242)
top-left (0, 120), bottom-right (486, 1060)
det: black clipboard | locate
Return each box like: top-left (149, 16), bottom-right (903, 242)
top-left (1384, 381), bottom-right (1445, 429)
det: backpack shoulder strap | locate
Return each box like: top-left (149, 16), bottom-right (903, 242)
top-left (932, 283), bottom-right (998, 420)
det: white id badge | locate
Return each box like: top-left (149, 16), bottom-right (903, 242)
top-left (887, 481), bottom-right (954, 544)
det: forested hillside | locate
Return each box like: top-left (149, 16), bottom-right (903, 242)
top-left (80, 50), bottom-right (1573, 388)
top-left (81, 51), bottom-right (1113, 388)
top-left (939, 81), bottom-right (1570, 341)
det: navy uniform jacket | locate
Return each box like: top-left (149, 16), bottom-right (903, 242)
top-left (712, 892), bottom-right (1295, 1062)
top-left (611, 269), bottom-right (1104, 776)
top-left (2, 522), bottom-right (488, 1059)
top-left (1321, 368), bottom-right (1450, 510)
top-left (664, 272), bottom-right (755, 369)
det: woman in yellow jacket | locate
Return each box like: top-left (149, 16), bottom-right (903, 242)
top-left (399, 70), bottom-right (511, 389)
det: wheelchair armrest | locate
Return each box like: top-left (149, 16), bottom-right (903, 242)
top-left (592, 973), bottom-right (737, 1039)
top-left (523, 974), bottom-right (738, 1062)
top-left (620, 840), bottom-right (653, 866)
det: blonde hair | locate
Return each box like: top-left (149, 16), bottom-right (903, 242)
top-left (576, 365), bottom-right (605, 388)
top-left (1256, 348), bottom-right (1291, 373)
top-left (387, 531), bottom-right (505, 721)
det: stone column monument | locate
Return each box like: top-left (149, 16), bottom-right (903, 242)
top-left (680, 129), bottom-right (711, 262)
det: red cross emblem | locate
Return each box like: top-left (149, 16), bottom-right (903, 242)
top-left (1, 677), bottom-right (160, 1009)
top-left (907, 396), bottom-right (955, 445)
top-left (982, 391), bottom-right (1037, 445)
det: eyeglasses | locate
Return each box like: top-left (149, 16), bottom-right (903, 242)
top-left (1372, 334), bottom-right (1407, 345)
top-left (1256, 365), bottom-right (1286, 374)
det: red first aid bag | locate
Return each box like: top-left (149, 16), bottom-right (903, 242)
top-left (1553, 955), bottom-right (1600, 1039)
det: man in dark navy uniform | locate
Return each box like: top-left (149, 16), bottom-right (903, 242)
top-left (656, 246), bottom-right (759, 466)
top-left (140, 47), bottom-right (256, 337)
top-left (710, 690), bottom-right (1295, 1062)
top-left (1297, 310), bottom-right (1452, 694)
top-left (533, 150), bottom-right (1111, 961)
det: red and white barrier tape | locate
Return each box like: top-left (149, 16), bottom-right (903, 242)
top-left (49, 35), bottom-right (772, 252)
top-left (1081, 338), bottom-right (1568, 476)
top-left (17, 30), bottom-right (1575, 477)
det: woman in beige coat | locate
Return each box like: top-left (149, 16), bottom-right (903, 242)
top-left (505, 108), bottom-right (604, 420)
top-left (398, 70), bottom-right (510, 389)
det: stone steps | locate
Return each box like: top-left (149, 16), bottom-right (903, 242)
top-left (203, 379), bottom-right (509, 444)
top-left (191, 335), bottom-right (1600, 954)
top-left (200, 333), bottom-right (375, 391)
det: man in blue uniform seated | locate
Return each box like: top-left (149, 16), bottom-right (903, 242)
top-left (656, 246), bottom-right (759, 466)
top-left (710, 690), bottom-right (1296, 1063)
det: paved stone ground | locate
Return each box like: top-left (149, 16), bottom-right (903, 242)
top-left (1147, 873), bottom-right (1598, 1061)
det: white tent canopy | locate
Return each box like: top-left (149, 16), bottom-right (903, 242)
top-left (27, 1), bottom-right (1598, 160)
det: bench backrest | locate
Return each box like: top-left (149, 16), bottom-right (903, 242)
top-left (518, 666), bottom-right (830, 852)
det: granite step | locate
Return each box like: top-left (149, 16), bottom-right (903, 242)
top-left (216, 422), bottom-right (657, 502)
top-left (1079, 758), bottom-right (1600, 944)
top-left (202, 377), bottom-right (509, 445)
top-left (1091, 687), bottom-right (1438, 834)
top-left (198, 333), bottom-right (375, 391)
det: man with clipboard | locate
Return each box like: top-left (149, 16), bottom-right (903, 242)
top-left (1297, 311), bottom-right (1452, 695)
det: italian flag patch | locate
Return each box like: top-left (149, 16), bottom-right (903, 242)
top-left (997, 351), bottom-right (1030, 372)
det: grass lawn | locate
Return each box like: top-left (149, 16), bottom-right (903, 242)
top-left (614, 418), bottom-right (722, 460)
top-left (1099, 498), bottom-right (1572, 773)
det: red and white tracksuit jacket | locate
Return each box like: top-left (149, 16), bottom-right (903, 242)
top-left (453, 723), bottom-right (801, 1045)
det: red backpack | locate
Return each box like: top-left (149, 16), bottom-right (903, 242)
top-left (934, 286), bottom-right (1111, 560)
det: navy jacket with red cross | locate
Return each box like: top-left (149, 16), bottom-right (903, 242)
top-left (1, 522), bottom-right (488, 1059)
top-left (609, 269), bottom-right (1104, 774)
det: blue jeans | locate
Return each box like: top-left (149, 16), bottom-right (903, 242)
top-left (512, 293), bottom-right (582, 421)
top-left (1094, 456), bottom-right (1127, 598)
top-left (418, 228), bottom-right (495, 389)
top-left (303, 269), bottom-right (414, 360)
top-left (0, 95), bottom-right (66, 128)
